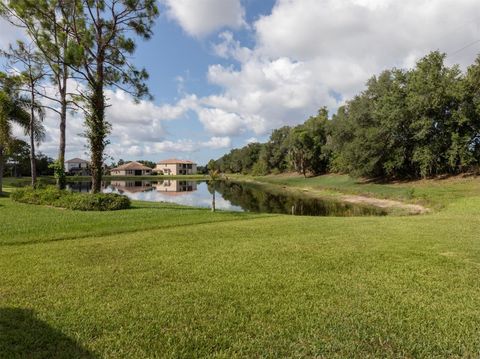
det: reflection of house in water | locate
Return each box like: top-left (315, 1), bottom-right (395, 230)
top-left (154, 180), bottom-right (197, 194)
top-left (110, 180), bottom-right (153, 193)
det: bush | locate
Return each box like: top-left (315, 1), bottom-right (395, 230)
top-left (11, 186), bottom-right (131, 211)
top-left (58, 192), bottom-right (130, 211)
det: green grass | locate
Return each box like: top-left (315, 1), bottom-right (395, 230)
top-left (1, 176), bottom-right (480, 357)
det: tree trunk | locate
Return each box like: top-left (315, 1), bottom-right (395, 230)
top-left (29, 87), bottom-right (37, 187)
top-left (89, 83), bottom-right (106, 194)
top-left (57, 64), bottom-right (68, 189)
top-left (89, 24), bottom-right (107, 194)
top-left (212, 190), bottom-right (216, 212)
top-left (0, 146), bottom-right (4, 195)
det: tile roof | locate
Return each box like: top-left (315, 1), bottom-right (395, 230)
top-left (66, 158), bottom-right (89, 163)
top-left (157, 158), bottom-right (196, 165)
top-left (111, 161), bottom-right (153, 171)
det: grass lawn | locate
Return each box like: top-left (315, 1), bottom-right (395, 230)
top-left (1, 176), bottom-right (480, 357)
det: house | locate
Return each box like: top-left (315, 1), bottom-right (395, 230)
top-left (65, 158), bottom-right (90, 175)
top-left (110, 161), bottom-right (153, 176)
top-left (155, 159), bottom-right (197, 175)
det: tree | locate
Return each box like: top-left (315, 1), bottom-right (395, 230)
top-left (452, 55), bottom-right (480, 171)
top-left (1, 0), bottom-right (76, 189)
top-left (66, 0), bottom-right (159, 193)
top-left (303, 107), bottom-right (329, 175)
top-left (207, 159), bottom-right (217, 171)
top-left (407, 51), bottom-right (462, 178)
top-left (266, 126), bottom-right (291, 172)
top-left (0, 74), bottom-right (30, 194)
top-left (138, 160), bottom-right (155, 169)
top-left (4, 139), bottom-right (31, 177)
top-left (2, 42), bottom-right (46, 186)
top-left (288, 126), bottom-right (313, 177)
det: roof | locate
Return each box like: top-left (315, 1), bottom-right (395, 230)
top-left (157, 158), bottom-right (196, 165)
top-left (66, 158), bottom-right (89, 164)
top-left (111, 161), bottom-right (153, 171)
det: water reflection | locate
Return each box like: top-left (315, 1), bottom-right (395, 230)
top-left (214, 181), bottom-right (386, 217)
top-left (66, 179), bottom-right (386, 217)
top-left (111, 180), bottom-right (153, 193)
top-left (154, 180), bottom-right (197, 193)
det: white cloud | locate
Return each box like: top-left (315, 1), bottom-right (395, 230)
top-left (201, 136), bottom-right (231, 149)
top-left (192, 0), bottom-right (480, 138)
top-left (152, 139), bottom-right (196, 153)
top-left (197, 107), bottom-right (244, 136)
top-left (212, 31), bottom-right (251, 61)
top-left (162, 0), bottom-right (246, 37)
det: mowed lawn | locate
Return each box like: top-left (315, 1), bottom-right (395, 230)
top-left (1, 177), bottom-right (480, 358)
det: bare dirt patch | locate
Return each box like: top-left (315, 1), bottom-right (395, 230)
top-left (340, 195), bottom-right (429, 215)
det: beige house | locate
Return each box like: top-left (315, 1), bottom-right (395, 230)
top-left (155, 159), bottom-right (197, 175)
top-left (110, 161), bottom-right (152, 176)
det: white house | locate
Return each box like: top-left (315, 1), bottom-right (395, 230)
top-left (155, 159), bottom-right (197, 175)
top-left (65, 158), bottom-right (89, 175)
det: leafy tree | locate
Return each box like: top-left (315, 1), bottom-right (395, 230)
top-left (452, 55), bottom-right (480, 171)
top-left (137, 160), bottom-right (155, 169)
top-left (207, 159), bottom-right (217, 171)
top-left (265, 126), bottom-right (291, 172)
top-left (407, 51), bottom-right (463, 177)
top-left (4, 139), bottom-right (30, 177)
top-left (303, 107), bottom-right (329, 175)
top-left (66, 0), bottom-right (159, 192)
top-left (288, 126), bottom-right (314, 177)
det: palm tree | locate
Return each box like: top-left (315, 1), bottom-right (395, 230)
top-left (208, 169), bottom-right (221, 212)
top-left (0, 92), bottom-right (28, 194)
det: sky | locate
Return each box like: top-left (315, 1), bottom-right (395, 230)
top-left (2, 0), bottom-right (480, 165)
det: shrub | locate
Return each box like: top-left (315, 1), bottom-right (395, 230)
top-left (59, 193), bottom-right (130, 211)
top-left (11, 186), bottom-right (131, 211)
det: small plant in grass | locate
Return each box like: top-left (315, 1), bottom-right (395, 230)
top-left (11, 186), bottom-right (130, 211)
top-left (49, 160), bottom-right (66, 190)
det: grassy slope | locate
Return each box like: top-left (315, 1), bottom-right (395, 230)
top-left (1, 176), bottom-right (480, 358)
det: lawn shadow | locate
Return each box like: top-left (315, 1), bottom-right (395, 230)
top-left (0, 307), bottom-right (97, 359)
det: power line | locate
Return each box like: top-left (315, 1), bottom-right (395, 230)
top-left (449, 39), bottom-right (480, 56)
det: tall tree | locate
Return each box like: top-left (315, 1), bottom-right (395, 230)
top-left (1, 0), bottom-right (75, 189)
top-left (66, 0), bottom-right (159, 193)
top-left (2, 42), bottom-right (46, 186)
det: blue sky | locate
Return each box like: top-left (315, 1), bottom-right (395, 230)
top-left (2, 0), bottom-right (480, 165)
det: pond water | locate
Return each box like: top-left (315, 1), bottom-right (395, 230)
top-left (67, 180), bottom-right (387, 217)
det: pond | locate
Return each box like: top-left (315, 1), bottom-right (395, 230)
top-left (67, 180), bottom-right (387, 217)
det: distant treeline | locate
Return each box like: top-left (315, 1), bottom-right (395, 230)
top-left (210, 51), bottom-right (480, 179)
